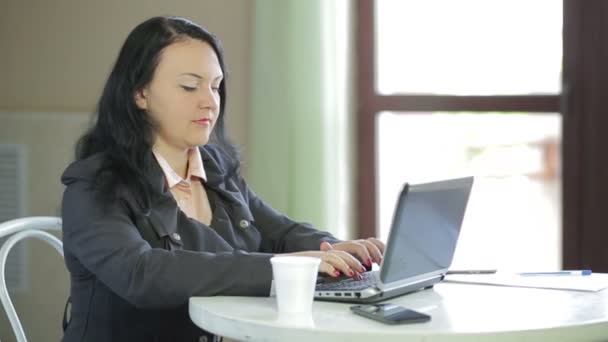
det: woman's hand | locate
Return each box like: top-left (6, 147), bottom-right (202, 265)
top-left (281, 238), bottom-right (385, 280)
top-left (283, 249), bottom-right (368, 280)
top-left (320, 238), bottom-right (385, 268)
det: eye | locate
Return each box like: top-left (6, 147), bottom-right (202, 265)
top-left (211, 86), bottom-right (220, 93)
top-left (181, 85), bottom-right (197, 92)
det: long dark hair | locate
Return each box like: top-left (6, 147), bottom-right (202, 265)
top-left (76, 16), bottom-right (238, 209)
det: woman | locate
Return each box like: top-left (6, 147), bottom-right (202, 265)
top-left (61, 16), bottom-right (384, 342)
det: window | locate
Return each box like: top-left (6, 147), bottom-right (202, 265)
top-left (357, 0), bottom-right (562, 271)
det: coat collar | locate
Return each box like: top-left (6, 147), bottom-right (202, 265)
top-left (146, 145), bottom-right (255, 223)
top-left (60, 144), bottom-right (255, 237)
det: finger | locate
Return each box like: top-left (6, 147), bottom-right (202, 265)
top-left (367, 237), bottom-right (385, 254)
top-left (348, 242), bottom-right (374, 268)
top-left (334, 242), bottom-right (372, 268)
top-left (323, 252), bottom-right (356, 277)
top-left (348, 241), bottom-right (372, 272)
top-left (330, 250), bottom-right (366, 275)
top-left (318, 261), bottom-right (340, 277)
top-left (320, 241), bottom-right (333, 252)
top-left (361, 239), bottom-right (383, 265)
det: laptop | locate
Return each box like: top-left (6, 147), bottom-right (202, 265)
top-left (315, 176), bottom-right (474, 303)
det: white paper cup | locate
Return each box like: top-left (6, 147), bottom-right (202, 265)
top-left (270, 256), bottom-right (321, 315)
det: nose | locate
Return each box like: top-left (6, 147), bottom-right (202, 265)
top-left (198, 85), bottom-right (220, 111)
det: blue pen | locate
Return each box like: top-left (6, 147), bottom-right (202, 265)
top-left (519, 270), bottom-right (592, 276)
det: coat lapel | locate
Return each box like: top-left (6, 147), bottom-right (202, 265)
top-left (143, 145), bottom-right (254, 241)
top-left (144, 156), bottom-right (184, 244)
top-left (199, 146), bottom-right (255, 223)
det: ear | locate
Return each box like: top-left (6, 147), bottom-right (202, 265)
top-left (134, 88), bottom-right (148, 110)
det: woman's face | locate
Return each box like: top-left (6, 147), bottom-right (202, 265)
top-left (135, 38), bottom-right (223, 151)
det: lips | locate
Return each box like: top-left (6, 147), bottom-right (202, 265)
top-left (192, 118), bottom-right (211, 126)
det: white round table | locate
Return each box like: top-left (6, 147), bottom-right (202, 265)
top-left (189, 282), bottom-right (608, 341)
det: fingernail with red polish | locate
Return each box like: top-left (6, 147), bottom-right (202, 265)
top-left (367, 259), bottom-right (372, 266)
top-left (360, 265), bottom-right (366, 272)
top-left (348, 270), bottom-right (355, 277)
top-left (334, 270), bottom-right (341, 277)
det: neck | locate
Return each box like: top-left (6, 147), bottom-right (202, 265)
top-left (153, 142), bottom-right (189, 179)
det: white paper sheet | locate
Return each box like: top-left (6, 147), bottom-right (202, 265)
top-left (444, 272), bottom-right (608, 292)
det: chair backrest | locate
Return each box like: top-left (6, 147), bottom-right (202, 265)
top-left (0, 217), bottom-right (63, 342)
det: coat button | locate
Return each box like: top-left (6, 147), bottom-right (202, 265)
top-left (171, 233), bottom-right (181, 241)
top-left (198, 336), bottom-right (208, 342)
top-left (239, 220), bottom-right (249, 229)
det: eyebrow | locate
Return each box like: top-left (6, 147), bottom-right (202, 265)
top-left (179, 73), bottom-right (223, 80)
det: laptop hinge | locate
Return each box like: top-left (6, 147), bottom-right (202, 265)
top-left (375, 272), bottom-right (445, 292)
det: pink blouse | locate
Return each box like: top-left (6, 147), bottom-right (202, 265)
top-left (152, 148), bottom-right (213, 225)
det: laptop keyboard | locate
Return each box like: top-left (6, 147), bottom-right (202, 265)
top-left (316, 271), bottom-right (378, 291)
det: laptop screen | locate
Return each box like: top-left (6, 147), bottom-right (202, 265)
top-left (380, 177), bottom-right (473, 284)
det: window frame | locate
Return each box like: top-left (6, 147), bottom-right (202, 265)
top-left (355, 0), bottom-right (560, 240)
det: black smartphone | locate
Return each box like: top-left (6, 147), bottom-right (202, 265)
top-left (350, 303), bottom-right (431, 325)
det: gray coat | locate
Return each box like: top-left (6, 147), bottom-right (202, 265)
top-left (61, 145), bottom-right (340, 342)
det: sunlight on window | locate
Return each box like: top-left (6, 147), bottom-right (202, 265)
top-left (376, 0), bottom-right (562, 95)
top-left (374, 0), bottom-right (563, 271)
top-left (377, 113), bottom-right (561, 271)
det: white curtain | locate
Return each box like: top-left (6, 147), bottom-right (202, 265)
top-left (247, 0), bottom-right (352, 239)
